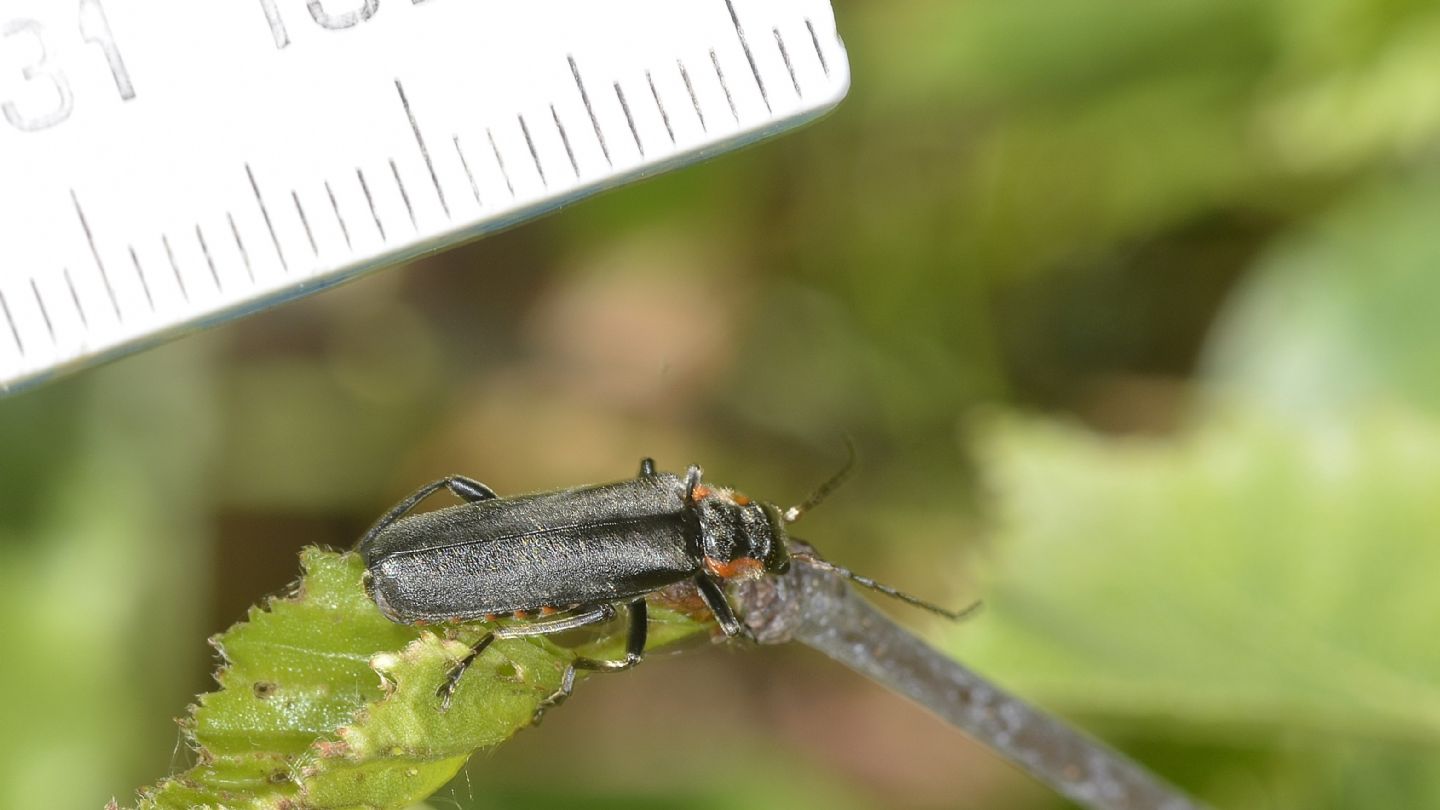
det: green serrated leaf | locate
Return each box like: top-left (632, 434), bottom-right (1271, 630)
top-left (127, 548), bottom-right (709, 810)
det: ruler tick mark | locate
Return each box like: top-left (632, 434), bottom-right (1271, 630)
top-left (551, 106), bottom-right (580, 178)
top-left (679, 60), bottom-right (707, 132)
top-left (30, 279), bottom-right (55, 343)
top-left (196, 225), bottom-right (222, 291)
top-left (391, 159), bottom-right (417, 230)
top-left (70, 190), bottom-right (123, 323)
top-left (395, 79), bottom-right (450, 219)
top-left (127, 247), bottom-right (155, 311)
top-left (725, 0), bottom-right (770, 113)
top-left (162, 235), bottom-right (189, 302)
top-left (357, 168), bottom-right (386, 242)
top-left (453, 136), bottom-right (482, 205)
top-left (806, 19), bottom-right (830, 77)
top-left (3, 8), bottom-right (853, 395)
top-left (711, 50), bottom-right (739, 123)
top-left (518, 115), bottom-right (547, 188)
top-left (614, 82), bottom-right (645, 157)
top-left (292, 191), bottom-right (319, 257)
top-left (246, 164), bottom-right (289, 273)
top-left (647, 71), bottom-right (675, 144)
top-left (775, 28), bottom-right (802, 98)
top-left (488, 128), bottom-right (515, 197)
top-left (324, 183), bottom-right (352, 249)
top-left (228, 213), bottom-right (254, 282)
top-left (569, 55), bottom-right (612, 167)
top-left (0, 292), bottom-right (23, 357)
top-left (64, 269), bottom-right (88, 329)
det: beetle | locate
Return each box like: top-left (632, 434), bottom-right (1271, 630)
top-left (357, 455), bottom-right (971, 710)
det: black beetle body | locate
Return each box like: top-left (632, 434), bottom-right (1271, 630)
top-left (356, 458), bottom-right (792, 710)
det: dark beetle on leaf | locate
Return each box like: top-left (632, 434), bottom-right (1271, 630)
top-left (358, 455), bottom-right (971, 711)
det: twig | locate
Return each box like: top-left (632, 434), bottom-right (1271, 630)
top-left (733, 546), bottom-right (1208, 810)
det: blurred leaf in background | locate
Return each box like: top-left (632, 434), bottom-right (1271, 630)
top-left (0, 340), bottom-right (220, 810)
top-left (956, 170), bottom-right (1440, 808)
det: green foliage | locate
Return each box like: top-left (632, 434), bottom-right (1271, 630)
top-left (962, 410), bottom-right (1440, 738)
top-left (950, 169), bottom-right (1440, 807)
top-left (0, 344), bottom-right (220, 810)
top-left (1206, 172), bottom-right (1440, 418)
top-left (957, 408), bottom-right (1440, 808)
top-left (127, 549), bottom-right (707, 810)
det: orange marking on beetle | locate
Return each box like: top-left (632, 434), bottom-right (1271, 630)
top-left (539, 606), bottom-right (559, 616)
top-left (513, 609), bottom-right (532, 620)
top-left (690, 484), bottom-right (712, 500)
top-left (704, 556), bottom-right (765, 580)
top-left (732, 492), bottom-right (752, 506)
top-left (484, 613), bottom-right (500, 623)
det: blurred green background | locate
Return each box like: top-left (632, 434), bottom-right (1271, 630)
top-left (4, 0), bottom-right (1440, 807)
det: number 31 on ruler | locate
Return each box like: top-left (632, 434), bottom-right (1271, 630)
top-left (1, 0), bottom-right (132, 133)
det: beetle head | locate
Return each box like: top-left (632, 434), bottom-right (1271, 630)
top-left (693, 488), bottom-right (792, 580)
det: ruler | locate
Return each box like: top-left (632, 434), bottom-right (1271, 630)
top-left (0, 0), bottom-right (848, 395)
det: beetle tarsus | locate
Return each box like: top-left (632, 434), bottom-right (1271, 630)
top-left (438, 631), bottom-right (496, 711)
top-left (532, 665), bottom-right (577, 724)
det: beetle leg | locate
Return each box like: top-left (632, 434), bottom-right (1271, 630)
top-left (358, 475), bottom-right (499, 549)
top-left (446, 476), bottom-right (499, 503)
top-left (638, 457), bottom-right (657, 477)
top-left (534, 598), bottom-right (648, 723)
top-left (436, 604), bottom-right (616, 710)
top-left (491, 604), bottom-right (617, 639)
top-left (531, 665), bottom-right (577, 725)
top-left (572, 597), bottom-right (647, 672)
top-left (695, 575), bottom-right (755, 641)
top-left (437, 632), bottom-right (495, 710)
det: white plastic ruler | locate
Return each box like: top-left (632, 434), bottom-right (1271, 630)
top-left (0, 0), bottom-right (848, 395)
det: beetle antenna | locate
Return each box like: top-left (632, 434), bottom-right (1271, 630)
top-left (684, 465), bottom-right (703, 504)
top-left (790, 551), bottom-right (981, 621)
top-left (783, 437), bottom-right (857, 523)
